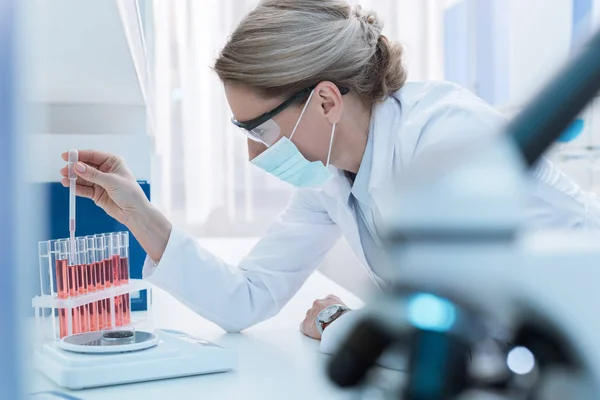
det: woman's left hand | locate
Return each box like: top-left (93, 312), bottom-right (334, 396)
top-left (300, 295), bottom-right (348, 340)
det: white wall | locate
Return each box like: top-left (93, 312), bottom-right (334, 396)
top-left (27, 0), bottom-right (144, 106)
top-left (26, 0), bottom-right (153, 184)
top-left (507, 0), bottom-right (573, 105)
top-left (27, 134), bottom-right (153, 183)
top-left (33, 103), bottom-right (146, 136)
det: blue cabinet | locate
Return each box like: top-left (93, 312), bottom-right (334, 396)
top-left (41, 181), bottom-right (151, 311)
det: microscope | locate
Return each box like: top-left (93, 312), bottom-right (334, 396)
top-left (327, 27), bottom-right (600, 400)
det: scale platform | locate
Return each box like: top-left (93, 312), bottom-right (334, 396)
top-left (36, 329), bottom-right (236, 390)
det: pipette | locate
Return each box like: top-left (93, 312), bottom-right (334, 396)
top-left (67, 149), bottom-right (78, 264)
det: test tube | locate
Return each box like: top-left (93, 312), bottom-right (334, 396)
top-left (42, 240), bottom-right (66, 338)
top-left (85, 236), bottom-right (99, 332)
top-left (38, 240), bottom-right (56, 297)
top-left (96, 233), bottom-right (113, 329)
top-left (76, 237), bottom-right (88, 296)
top-left (109, 233), bottom-right (122, 286)
top-left (100, 233), bottom-right (113, 288)
top-left (109, 233), bottom-right (123, 326)
top-left (76, 238), bottom-right (89, 333)
top-left (56, 239), bottom-right (80, 335)
top-left (93, 235), bottom-right (107, 329)
top-left (119, 231), bottom-right (131, 325)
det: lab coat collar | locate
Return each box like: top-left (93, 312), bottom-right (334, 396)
top-left (322, 94), bottom-right (402, 206)
top-left (367, 94), bottom-right (403, 194)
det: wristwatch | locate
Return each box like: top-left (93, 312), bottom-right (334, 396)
top-left (316, 304), bottom-right (351, 335)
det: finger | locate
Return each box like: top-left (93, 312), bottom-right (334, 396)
top-left (74, 162), bottom-right (113, 187)
top-left (60, 159), bottom-right (100, 174)
top-left (326, 294), bottom-right (341, 301)
top-left (75, 184), bottom-right (95, 199)
top-left (79, 150), bottom-right (117, 167)
top-left (61, 176), bottom-right (94, 188)
top-left (76, 177), bottom-right (94, 187)
top-left (60, 178), bottom-right (96, 198)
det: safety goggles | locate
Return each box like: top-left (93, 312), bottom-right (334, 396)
top-left (231, 85), bottom-right (349, 147)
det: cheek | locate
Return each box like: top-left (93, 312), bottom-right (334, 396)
top-left (294, 120), bottom-right (330, 162)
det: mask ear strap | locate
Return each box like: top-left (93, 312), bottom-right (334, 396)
top-left (326, 123), bottom-right (336, 167)
top-left (289, 90), bottom-right (315, 141)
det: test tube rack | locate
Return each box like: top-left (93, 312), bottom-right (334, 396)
top-left (34, 232), bottom-right (153, 343)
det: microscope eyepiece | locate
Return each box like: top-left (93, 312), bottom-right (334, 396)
top-left (327, 316), bottom-right (395, 388)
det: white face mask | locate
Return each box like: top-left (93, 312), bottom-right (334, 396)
top-left (251, 90), bottom-right (336, 188)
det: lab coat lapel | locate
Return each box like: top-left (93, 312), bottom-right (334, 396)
top-left (322, 169), bottom-right (370, 268)
top-left (367, 95), bottom-right (403, 209)
top-left (321, 95), bottom-right (403, 272)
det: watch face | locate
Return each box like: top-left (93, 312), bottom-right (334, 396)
top-left (320, 305), bottom-right (339, 320)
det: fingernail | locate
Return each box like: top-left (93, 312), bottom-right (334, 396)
top-left (76, 163), bottom-right (86, 173)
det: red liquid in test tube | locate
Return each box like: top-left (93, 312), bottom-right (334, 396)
top-left (75, 238), bottom-right (90, 333)
top-left (120, 257), bottom-right (130, 325)
top-left (67, 264), bottom-right (78, 298)
top-left (104, 258), bottom-right (113, 288)
top-left (112, 254), bottom-right (123, 326)
top-left (112, 255), bottom-right (121, 286)
top-left (118, 232), bottom-right (131, 326)
top-left (86, 259), bottom-right (98, 332)
top-left (95, 261), bottom-right (106, 330)
top-left (79, 305), bottom-right (88, 333)
top-left (55, 259), bottom-right (68, 338)
top-left (93, 235), bottom-right (109, 331)
top-left (67, 264), bottom-right (80, 334)
top-left (104, 257), bottom-right (113, 328)
top-left (77, 263), bottom-right (89, 333)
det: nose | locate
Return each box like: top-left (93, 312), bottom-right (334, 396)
top-left (247, 139), bottom-right (267, 160)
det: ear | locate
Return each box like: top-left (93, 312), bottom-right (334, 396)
top-left (315, 82), bottom-right (344, 124)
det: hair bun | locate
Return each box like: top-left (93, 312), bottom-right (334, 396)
top-left (215, 0), bottom-right (407, 107)
top-left (352, 5), bottom-right (383, 38)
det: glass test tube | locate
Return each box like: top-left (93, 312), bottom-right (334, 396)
top-left (38, 240), bottom-right (55, 297)
top-left (40, 240), bottom-right (66, 339)
top-left (99, 233), bottom-right (113, 288)
top-left (76, 237), bottom-right (89, 333)
top-left (85, 236), bottom-right (99, 332)
top-left (51, 241), bottom-right (68, 338)
top-left (97, 233), bottom-right (113, 329)
top-left (119, 231), bottom-right (131, 325)
top-left (56, 239), bottom-right (80, 335)
top-left (109, 233), bottom-right (123, 326)
top-left (94, 235), bottom-right (107, 329)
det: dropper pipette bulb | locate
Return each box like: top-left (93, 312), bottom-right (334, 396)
top-left (67, 149), bottom-right (79, 180)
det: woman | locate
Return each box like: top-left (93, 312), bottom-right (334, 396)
top-left (60, 0), bottom-right (600, 354)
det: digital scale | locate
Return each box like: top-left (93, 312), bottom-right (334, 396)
top-left (35, 328), bottom-right (236, 390)
top-left (33, 238), bottom-right (237, 390)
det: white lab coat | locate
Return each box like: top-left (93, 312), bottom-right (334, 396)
top-left (143, 81), bottom-right (600, 355)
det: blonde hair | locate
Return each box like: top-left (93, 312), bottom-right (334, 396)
top-left (214, 0), bottom-right (407, 106)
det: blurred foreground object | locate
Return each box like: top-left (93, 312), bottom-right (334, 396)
top-left (328, 26), bottom-right (600, 400)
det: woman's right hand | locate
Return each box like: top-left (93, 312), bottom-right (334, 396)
top-left (60, 150), bottom-right (149, 225)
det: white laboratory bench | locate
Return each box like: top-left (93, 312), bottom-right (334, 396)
top-left (30, 237), bottom-right (367, 399)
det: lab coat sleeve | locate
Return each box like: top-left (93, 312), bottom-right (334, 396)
top-left (410, 89), bottom-right (597, 230)
top-left (142, 189), bottom-right (341, 333)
